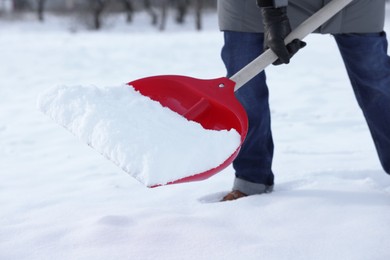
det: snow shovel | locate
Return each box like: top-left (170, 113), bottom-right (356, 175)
top-left (128, 0), bottom-right (353, 186)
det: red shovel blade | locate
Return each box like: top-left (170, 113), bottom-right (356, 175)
top-left (128, 75), bottom-right (248, 187)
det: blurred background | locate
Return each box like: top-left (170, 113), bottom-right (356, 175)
top-left (0, 0), bottom-right (217, 31)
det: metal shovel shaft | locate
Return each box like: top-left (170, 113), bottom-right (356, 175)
top-left (230, 0), bottom-right (354, 91)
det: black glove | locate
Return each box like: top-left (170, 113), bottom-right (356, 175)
top-left (261, 6), bottom-right (306, 65)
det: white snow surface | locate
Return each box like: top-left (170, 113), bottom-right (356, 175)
top-left (37, 84), bottom-right (240, 187)
top-left (1, 10), bottom-right (390, 260)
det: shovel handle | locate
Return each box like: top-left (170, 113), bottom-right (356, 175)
top-left (230, 0), bottom-right (354, 91)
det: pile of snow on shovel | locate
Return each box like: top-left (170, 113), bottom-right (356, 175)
top-left (38, 84), bottom-right (240, 187)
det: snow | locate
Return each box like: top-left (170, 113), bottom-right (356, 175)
top-left (37, 84), bottom-right (240, 187)
top-left (1, 10), bottom-right (390, 260)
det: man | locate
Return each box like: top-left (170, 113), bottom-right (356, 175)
top-left (218, 0), bottom-right (390, 201)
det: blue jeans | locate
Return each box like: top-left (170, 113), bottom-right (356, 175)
top-left (334, 32), bottom-right (390, 174)
top-left (221, 31), bottom-right (390, 190)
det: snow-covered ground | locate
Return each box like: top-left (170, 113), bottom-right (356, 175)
top-left (1, 9), bottom-right (390, 260)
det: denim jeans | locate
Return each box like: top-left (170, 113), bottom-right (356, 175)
top-left (221, 31), bottom-right (390, 192)
top-left (334, 32), bottom-right (390, 174)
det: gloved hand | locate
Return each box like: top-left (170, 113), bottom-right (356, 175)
top-left (261, 6), bottom-right (306, 65)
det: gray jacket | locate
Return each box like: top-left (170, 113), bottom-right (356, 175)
top-left (218, 0), bottom-right (385, 34)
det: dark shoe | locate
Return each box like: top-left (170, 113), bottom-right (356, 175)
top-left (221, 190), bottom-right (248, 201)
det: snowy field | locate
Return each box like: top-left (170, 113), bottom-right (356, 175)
top-left (1, 9), bottom-right (390, 260)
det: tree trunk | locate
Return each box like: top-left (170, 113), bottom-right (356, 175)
top-left (195, 0), bottom-right (202, 30)
top-left (175, 0), bottom-right (188, 24)
top-left (37, 0), bottom-right (46, 22)
top-left (122, 0), bottom-right (134, 23)
top-left (144, 0), bottom-right (158, 25)
top-left (92, 0), bottom-right (105, 30)
top-left (159, 0), bottom-right (168, 31)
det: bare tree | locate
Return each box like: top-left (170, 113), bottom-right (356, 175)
top-left (175, 0), bottom-right (188, 24)
top-left (144, 0), bottom-right (158, 25)
top-left (194, 0), bottom-right (202, 30)
top-left (90, 0), bottom-right (106, 30)
top-left (121, 0), bottom-right (134, 23)
top-left (36, 0), bottom-right (46, 21)
top-left (173, 0), bottom-right (204, 30)
top-left (159, 0), bottom-right (168, 31)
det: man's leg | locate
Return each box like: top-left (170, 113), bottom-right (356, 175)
top-left (334, 32), bottom-right (390, 174)
top-left (221, 31), bottom-right (275, 196)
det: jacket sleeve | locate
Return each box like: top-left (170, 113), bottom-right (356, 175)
top-left (256, 0), bottom-right (288, 8)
